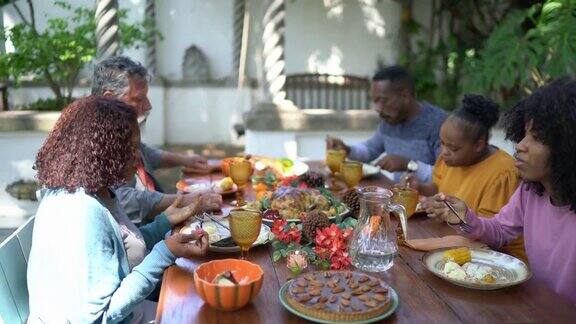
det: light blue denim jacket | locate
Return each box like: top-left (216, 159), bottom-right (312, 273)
top-left (27, 189), bottom-right (175, 323)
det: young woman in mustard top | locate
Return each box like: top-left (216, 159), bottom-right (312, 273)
top-left (407, 94), bottom-right (525, 260)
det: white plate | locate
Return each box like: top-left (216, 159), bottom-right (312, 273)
top-left (362, 163), bottom-right (381, 178)
top-left (287, 160), bottom-right (309, 176)
top-left (253, 159), bottom-right (309, 177)
top-left (177, 181), bottom-right (212, 193)
top-left (262, 207), bottom-right (350, 225)
top-left (180, 219), bottom-right (271, 253)
top-left (422, 247), bottom-right (532, 290)
top-left (211, 183), bottom-right (238, 195)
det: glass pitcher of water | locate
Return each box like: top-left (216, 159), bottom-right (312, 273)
top-left (348, 186), bottom-right (408, 272)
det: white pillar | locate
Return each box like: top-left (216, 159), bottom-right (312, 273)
top-left (95, 0), bottom-right (120, 59)
top-left (262, 0), bottom-right (287, 104)
top-left (233, 0), bottom-right (246, 85)
top-left (145, 0), bottom-right (157, 75)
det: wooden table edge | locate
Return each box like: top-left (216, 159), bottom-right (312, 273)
top-left (155, 264), bottom-right (177, 323)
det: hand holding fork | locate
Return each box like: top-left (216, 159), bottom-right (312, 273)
top-left (421, 193), bottom-right (473, 232)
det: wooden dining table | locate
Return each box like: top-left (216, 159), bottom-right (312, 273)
top-left (156, 161), bottom-right (576, 323)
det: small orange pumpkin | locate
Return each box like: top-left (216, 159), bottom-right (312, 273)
top-left (253, 182), bottom-right (268, 193)
top-left (193, 259), bottom-right (264, 311)
top-left (255, 190), bottom-right (272, 201)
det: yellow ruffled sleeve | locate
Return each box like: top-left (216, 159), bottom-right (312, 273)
top-left (432, 156), bottom-right (445, 187)
top-left (477, 168), bottom-right (519, 217)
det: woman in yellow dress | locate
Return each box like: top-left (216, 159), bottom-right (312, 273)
top-left (407, 94), bottom-right (525, 260)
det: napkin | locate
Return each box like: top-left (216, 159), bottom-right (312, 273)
top-left (404, 235), bottom-right (488, 252)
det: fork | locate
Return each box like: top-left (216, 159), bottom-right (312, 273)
top-left (201, 212), bottom-right (231, 231)
top-left (399, 171), bottom-right (411, 188)
top-left (443, 199), bottom-right (473, 232)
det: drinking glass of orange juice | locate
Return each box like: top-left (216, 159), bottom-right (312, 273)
top-left (325, 149), bottom-right (347, 175)
top-left (341, 161), bottom-right (363, 188)
top-left (391, 186), bottom-right (419, 217)
top-left (229, 209), bottom-right (262, 260)
top-left (229, 159), bottom-right (253, 206)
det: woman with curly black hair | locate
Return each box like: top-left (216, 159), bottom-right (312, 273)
top-left (27, 96), bottom-right (213, 323)
top-left (424, 78), bottom-right (576, 302)
top-left (408, 94), bottom-right (524, 259)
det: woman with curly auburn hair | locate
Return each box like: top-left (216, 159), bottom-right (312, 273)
top-left (424, 78), bottom-right (576, 303)
top-left (35, 96), bottom-right (139, 193)
top-left (28, 96), bottom-right (211, 323)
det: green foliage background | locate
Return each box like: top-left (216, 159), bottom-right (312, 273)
top-left (399, 0), bottom-right (576, 110)
top-left (0, 1), bottom-right (159, 110)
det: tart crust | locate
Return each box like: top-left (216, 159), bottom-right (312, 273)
top-left (284, 270), bottom-right (391, 322)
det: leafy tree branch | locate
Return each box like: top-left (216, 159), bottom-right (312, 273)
top-left (0, 1), bottom-right (160, 109)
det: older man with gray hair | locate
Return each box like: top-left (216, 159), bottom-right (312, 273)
top-left (92, 55), bottom-right (221, 222)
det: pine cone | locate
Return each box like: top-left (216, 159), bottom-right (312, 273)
top-left (341, 188), bottom-right (360, 218)
top-left (299, 171), bottom-right (325, 188)
top-left (302, 210), bottom-right (331, 242)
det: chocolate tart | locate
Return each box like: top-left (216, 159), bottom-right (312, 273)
top-left (284, 270), bottom-right (392, 322)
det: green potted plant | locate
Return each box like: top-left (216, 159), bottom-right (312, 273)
top-left (0, 0), bottom-right (159, 111)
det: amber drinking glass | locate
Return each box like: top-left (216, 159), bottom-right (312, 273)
top-left (391, 186), bottom-right (419, 218)
top-left (229, 209), bottom-right (262, 260)
top-left (229, 159), bottom-right (252, 206)
top-left (325, 149), bottom-right (347, 175)
top-left (341, 161), bottom-right (363, 188)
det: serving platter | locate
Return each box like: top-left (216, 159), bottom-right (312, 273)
top-left (261, 207), bottom-right (350, 225)
top-left (278, 280), bottom-right (399, 324)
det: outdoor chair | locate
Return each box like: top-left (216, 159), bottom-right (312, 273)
top-left (0, 216), bottom-right (34, 323)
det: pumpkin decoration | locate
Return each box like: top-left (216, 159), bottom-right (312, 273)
top-left (194, 259), bottom-right (264, 311)
top-left (255, 190), bottom-right (273, 201)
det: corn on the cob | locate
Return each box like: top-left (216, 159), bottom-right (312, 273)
top-left (443, 247), bottom-right (471, 265)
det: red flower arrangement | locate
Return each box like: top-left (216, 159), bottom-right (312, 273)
top-left (313, 224), bottom-right (353, 270)
top-left (279, 175), bottom-right (309, 189)
top-left (271, 219), bottom-right (302, 245)
top-left (270, 219), bottom-right (355, 270)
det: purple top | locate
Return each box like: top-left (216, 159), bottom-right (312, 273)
top-left (462, 183), bottom-right (576, 303)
